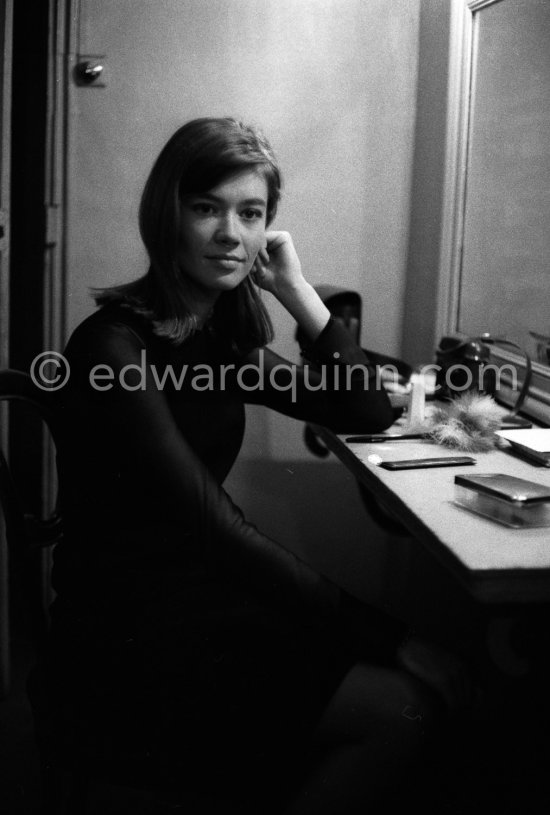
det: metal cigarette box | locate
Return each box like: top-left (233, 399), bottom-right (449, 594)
top-left (454, 473), bottom-right (550, 528)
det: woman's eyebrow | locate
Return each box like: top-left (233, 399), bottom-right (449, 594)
top-left (193, 192), bottom-right (267, 207)
top-left (241, 198), bottom-right (267, 207)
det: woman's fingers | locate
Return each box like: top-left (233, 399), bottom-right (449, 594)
top-left (265, 229), bottom-right (289, 251)
top-left (382, 379), bottom-right (411, 395)
top-left (253, 231), bottom-right (304, 298)
top-left (379, 369), bottom-right (411, 394)
top-left (251, 247), bottom-right (270, 277)
top-left (251, 255), bottom-right (269, 289)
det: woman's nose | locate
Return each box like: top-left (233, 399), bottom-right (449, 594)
top-left (215, 212), bottom-right (240, 244)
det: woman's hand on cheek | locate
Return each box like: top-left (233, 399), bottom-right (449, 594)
top-left (252, 230), bottom-right (330, 339)
top-left (251, 231), bottom-right (304, 298)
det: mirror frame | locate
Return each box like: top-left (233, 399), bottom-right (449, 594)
top-left (437, 0), bottom-right (550, 424)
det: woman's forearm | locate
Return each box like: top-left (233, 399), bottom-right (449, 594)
top-left (254, 231), bottom-right (332, 341)
top-left (276, 278), bottom-right (331, 342)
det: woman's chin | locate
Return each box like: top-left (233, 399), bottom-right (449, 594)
top-left (211, 270), bottom-right (251, 291)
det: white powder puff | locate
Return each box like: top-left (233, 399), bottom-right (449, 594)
top-left (427, 393), bottom-right (502, 452)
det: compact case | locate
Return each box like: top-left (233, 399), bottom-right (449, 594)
top-left (454, 473), bottom-right (550, 528)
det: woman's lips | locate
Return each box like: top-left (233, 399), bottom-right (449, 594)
top-left (205, 255), bottom-right (244, 269)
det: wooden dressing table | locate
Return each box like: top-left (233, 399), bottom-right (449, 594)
top-left (310, 421), bottom-right (550, 605)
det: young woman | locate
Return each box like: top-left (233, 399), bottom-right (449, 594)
top-left (45, 118), bottom-right (458, 813)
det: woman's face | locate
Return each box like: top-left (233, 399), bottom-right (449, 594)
top-left (178, 168), bottom-right (268, 304)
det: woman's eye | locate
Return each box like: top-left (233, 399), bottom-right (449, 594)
top-left (192, 203), bottom-right (216, 215)
top-left (241, 208), bottom-right (263, 221)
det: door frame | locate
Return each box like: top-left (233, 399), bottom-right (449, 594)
top-left (0, 0), bottom-right (75, 696)
top-left (0, 0), bottom-right (13, 699)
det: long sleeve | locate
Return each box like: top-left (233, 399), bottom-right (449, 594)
top-left (60, 322), bottom-right (337, 617)
top-left (56, 312), bottom-right (407, 656)
top-left (237, 317), bottom-right (396, 433)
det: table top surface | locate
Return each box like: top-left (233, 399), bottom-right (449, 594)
top-left (313, 415), bottom-right (550, 604)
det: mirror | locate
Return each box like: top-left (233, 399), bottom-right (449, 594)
top-left (442, 0), bottom-right (550, 372)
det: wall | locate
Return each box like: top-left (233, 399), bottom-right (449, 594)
top-left (69, 0), bottom-right (420, 450)
top-left (66, 0), bottom-right (421, 595)
top-left (400, 0), bottom-right (452, 368)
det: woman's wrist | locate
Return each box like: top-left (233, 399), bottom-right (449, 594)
top-left (276, 279), bottom-right (331, 342)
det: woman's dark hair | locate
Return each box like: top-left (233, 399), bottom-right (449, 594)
top-left (94, 117), bottom-right (282, 350)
